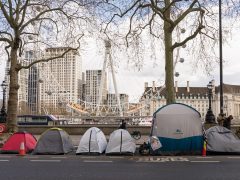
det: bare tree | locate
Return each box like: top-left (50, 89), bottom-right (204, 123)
top-left (0, 0), bottom-right (95, 133)
top-left (100, 0), bottom-right (219, 104)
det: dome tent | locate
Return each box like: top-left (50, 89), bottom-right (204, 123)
top-left (33, 128), bottom-right (74, 155)
top-left (1, 131), bottom-right (37, 154)
top-left (106, 129), bottom-right (136, 155)
top-left (150, 103), bottom-right (204, 155)
top-left (76, 127), bottom-right (107, 155)
top-left (206, 126), bottom-right (240, 154)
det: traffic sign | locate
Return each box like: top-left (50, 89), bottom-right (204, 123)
top-left (0, 124), bottom-right (6, 134)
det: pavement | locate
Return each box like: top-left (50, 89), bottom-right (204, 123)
top-left (34, 135), bottom-right (150, 147)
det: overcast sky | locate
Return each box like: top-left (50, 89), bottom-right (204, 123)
top-left (79, 26), bottom-right (240, 102)
top-left (0, 26), bottom-right (240, 103)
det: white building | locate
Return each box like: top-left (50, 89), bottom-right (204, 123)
top-left (139, 81), bottom-right (240, 123)
top-left (213, 84), bottom-right (240, 123)
top-left (107, 93), bottom-right (129, 113)
top-left (39, 47), bottom-right (82, 114)
top-left (4, 51), bottom-right (37, 114)
top-left (85, 70), bottom-right (107, 109)
top-left (17, 52), bottom-right (33, 114)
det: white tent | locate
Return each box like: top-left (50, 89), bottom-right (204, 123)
top-left (151, 103), bottom-right (203, 155)
top-left (106, 129), bottom-right (136, 155)
top-left (76, 127), bottom-right (107, 154)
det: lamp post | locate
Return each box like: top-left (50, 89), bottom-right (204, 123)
top-left (0, 81), bottom-right (8, 123)
top-left (219, 0), bottom-right (224, 117)
top-left (205, 81), bottom-right (216, 124)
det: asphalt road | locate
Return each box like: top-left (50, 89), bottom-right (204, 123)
top-left (0, 155), bottom-right (240, 180)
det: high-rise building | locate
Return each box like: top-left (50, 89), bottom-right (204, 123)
top-left (107, 93), bottom-right (129, 113)
top-left (16, 50), bottom-right (42, 115)
top-left (79, 72), bottom-right (86, 102)
top-left (85, 70), bottom-right (107, 109)
top-left (18, 52), bottom-right (32, 114)
top-left (39, 47), bottom-right (82, 114)
top-left (25, 50), bottom-right (39, 114)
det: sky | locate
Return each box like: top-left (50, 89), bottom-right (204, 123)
top-left (79, 26), bottom-right (240, 102)
top-left (0, 29), bottom-right (240, 102)
top-left (0, 19), bottom-right (240, 103)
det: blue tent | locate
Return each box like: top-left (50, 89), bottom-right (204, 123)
top-left (150, 103), bottom-right (204, 155)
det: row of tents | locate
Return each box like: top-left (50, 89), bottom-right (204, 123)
top-left (1, 103), bottom-right (240, 155)
top-left (150, 103), bottom-right (240, 155)
top-left (0, 127), bottom-right (136, 155)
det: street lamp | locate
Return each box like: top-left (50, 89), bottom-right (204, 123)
top-left (0, 80), bottom-right (8, 123)
top-left (205, 81), bottom-right (216, 124)
top-left (219, 0), bottom-right (224, 117)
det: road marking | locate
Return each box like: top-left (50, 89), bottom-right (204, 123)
top-left (24, 156), bottom-right (39, 159)
top-left (80, 156), bottom-right (97, 159)
top-left (227, 157), bottom-right (240, 159)
top-left (51, 157), bottom-right (67, 159)
top-left (0, 160), bottom-right (9, 162)
top-left (196, 157), bottom-right (212, 159)
top-left (30, 160), bottom-right (61, 162)
top-left (190, 161), bottom-right (220, 163)
top-left (84, 160), bottom-right (113, 163)
top-left (109, 157), bottom-right (124, 159)
top-left (136, 157), bottom-right (189, 162)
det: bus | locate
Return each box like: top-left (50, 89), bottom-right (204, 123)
top-left (17, 115), bottom-right (57, 125)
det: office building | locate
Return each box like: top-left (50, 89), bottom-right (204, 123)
top-left (85, 70), bottom-right (107, 110)
top-left (39, 47), bottom-right (82, 114)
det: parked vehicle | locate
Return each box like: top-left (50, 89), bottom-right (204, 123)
top-left (17, 115), bottom-right (57, 125)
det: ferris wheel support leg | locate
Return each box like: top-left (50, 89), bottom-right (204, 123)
top-left (109, 53), bottom-right (123, 117)
top-left (96, 42), bottom-right (108, 116)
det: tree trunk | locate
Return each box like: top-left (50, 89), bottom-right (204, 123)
top-left (6, 47), bottom-right (19, 133)
top-left (164, 0), bottom-right (175, 104)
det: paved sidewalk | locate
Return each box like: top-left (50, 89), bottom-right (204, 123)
top-left (34, 135), bottom-right (149, 146)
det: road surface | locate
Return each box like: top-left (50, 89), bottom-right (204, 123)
top-left (0, 155), bottom-right (240, 180)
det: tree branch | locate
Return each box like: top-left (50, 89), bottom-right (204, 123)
top-left (150, 0), bottom-right (174, 26)
top-left (19, 6), bottom-right (64, 33)
top-left (18, 35), bottom-right (83, 70)
top-left (173, 0), bottom-right (201, 27)
top-left (104, 0), bottom-right (143, 33)
top-left (172, 10), bottom-right (205, 50)
top-left (125, 4), bottom-right (143, 47)
top-left (0, 37), bottom-right (12, 45)
top-left (18, 0), bottom-right (29, 27)
top-left (0, 31), bottom-right (14, 42)
top-left (5, 45), bottom-right (11, 61)
top-left (0, 1), bottom-right (14, 27)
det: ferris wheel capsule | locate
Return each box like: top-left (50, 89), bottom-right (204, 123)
top-left (175, 72), bottom-right (180, 77)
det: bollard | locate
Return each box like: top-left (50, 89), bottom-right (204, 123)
top-left (18, 142), bottom-right (26, 156)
